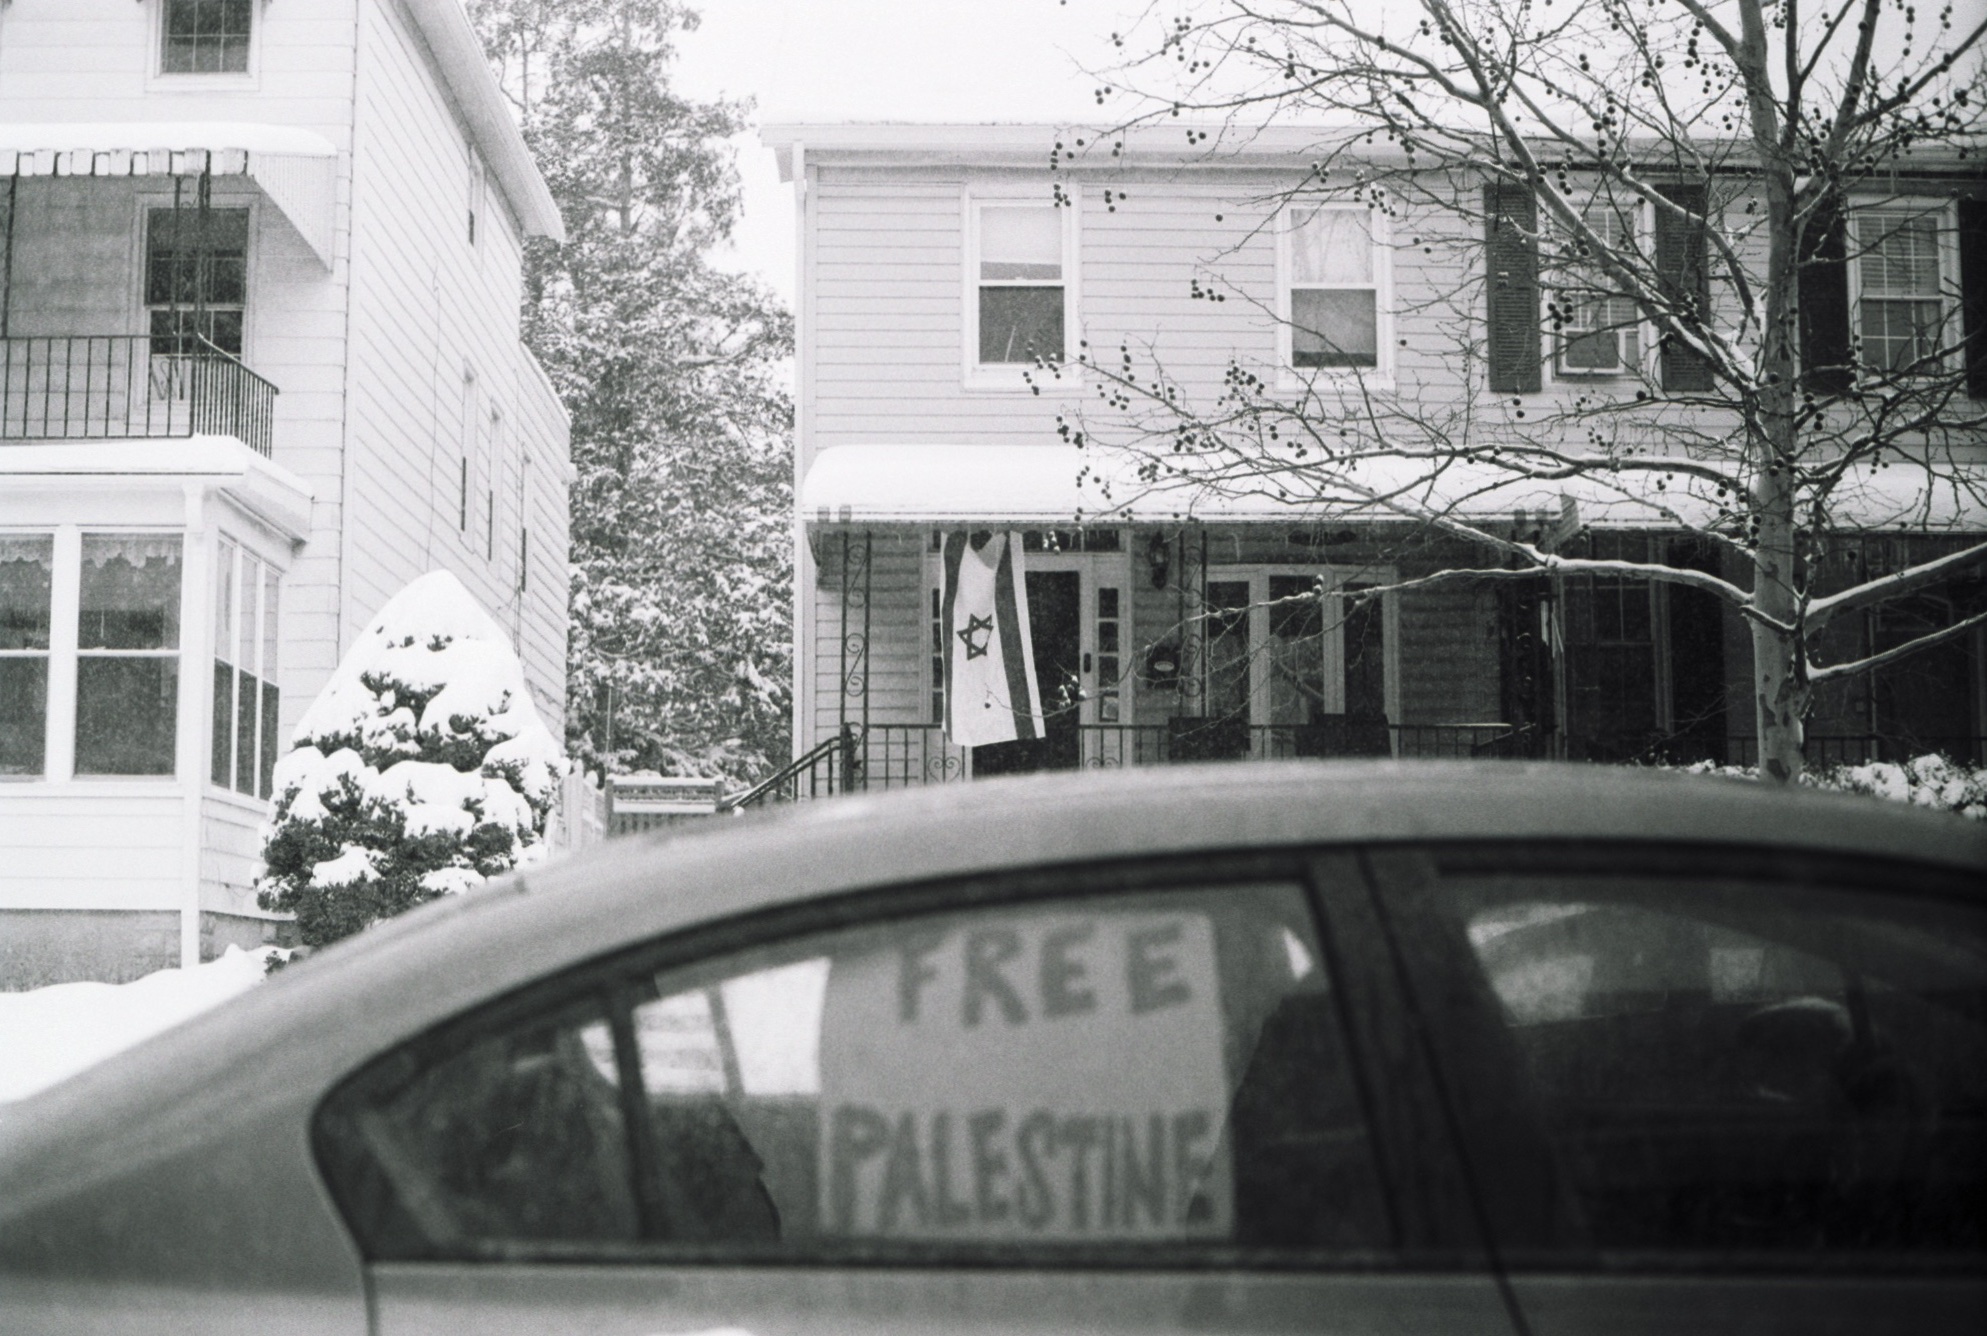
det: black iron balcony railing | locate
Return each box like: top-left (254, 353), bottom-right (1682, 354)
top-left (0, 335), bottom-right (276, 458)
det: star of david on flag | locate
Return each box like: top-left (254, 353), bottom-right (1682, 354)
top-left (941, 531), bottom-right (1045, 747)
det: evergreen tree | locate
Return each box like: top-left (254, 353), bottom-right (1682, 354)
top-left (469, 0), bottom-right (794, 783)
top-left (257, 573), bottom-right (565, 949)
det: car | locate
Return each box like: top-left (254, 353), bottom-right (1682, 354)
top-left (1, 762), bottom-right (1984, 1336)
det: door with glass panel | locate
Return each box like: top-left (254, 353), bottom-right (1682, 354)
top-left (1199, 571), bottom-right (1393, 760)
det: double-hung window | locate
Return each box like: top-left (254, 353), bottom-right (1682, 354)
top-left (76, 535), bottom-right (183, 777)
top-left (968, 198), bottom-right (1075, 378)
top-left (211, 539), bottom-right (279, 799)
top-left (1556, 206), bottom-right (1643, 375)
top-left (0, 536), bottom-right (54, 778)
top-left (161, 0), bottom-right (253, 76)
top-left (1285, 206), bottom-right (1384, 371)
top-left (1855, 207), bottom-right (1950, 374)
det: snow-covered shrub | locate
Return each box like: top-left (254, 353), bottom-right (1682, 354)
top-left (1672, 753), bottom-right (1987, 820)
top-left (257, 572), bottom-right (566, 949)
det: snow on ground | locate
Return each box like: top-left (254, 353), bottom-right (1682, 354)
top-left (0, 946), bottom-right (279, 1103)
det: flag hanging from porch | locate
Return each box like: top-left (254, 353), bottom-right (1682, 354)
top-left (942, 531), bottom-right (1045, 747)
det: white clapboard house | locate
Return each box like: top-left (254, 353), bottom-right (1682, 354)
top-left (756, 123), bottom-right (1986, 802)
top-left (0, 0), bottom-right (570, 985)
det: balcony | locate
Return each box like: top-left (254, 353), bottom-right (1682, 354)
top-left (0, 335), bottom-right (276, 458)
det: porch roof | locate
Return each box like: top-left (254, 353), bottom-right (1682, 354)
top-left (0, 122), bottom-right (337, 267)
top-left (800, 443), bottom-right (1987, 535)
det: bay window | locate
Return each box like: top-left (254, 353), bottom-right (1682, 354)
top-left (0, 535), bottom-right (53, 778)
top-left (75, 535), bottom-right (182, 777)
top-left (211, 539), bottom-right (280, 798)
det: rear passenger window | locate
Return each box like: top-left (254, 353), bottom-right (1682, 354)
top-left (317, 881), bottom-right (1392, 1261)
top-left (1444, 875), bottom-right (1987, 1259)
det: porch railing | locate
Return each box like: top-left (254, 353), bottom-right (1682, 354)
top-left (724, 721), bottom-right (1985, 812)
top-left (0, 335), bottom-right (276, 457)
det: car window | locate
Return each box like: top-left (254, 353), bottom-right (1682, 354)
top-left (1438, 872), bottom-right (1987, 1260)
top-left (316, 879), bottom-right (1393, 1262)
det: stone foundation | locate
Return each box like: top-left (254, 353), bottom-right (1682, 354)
top-left (0, 910), bottom-right (293, 990)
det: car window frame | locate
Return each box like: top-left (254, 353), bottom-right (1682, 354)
top-left (1364, 838), bottom-right (1987, 1277)
top-left (315, 848), bottom-right (1475, 1272)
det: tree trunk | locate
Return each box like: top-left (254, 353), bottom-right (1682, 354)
top-left (1737, 0), bottom-right (1808, 785)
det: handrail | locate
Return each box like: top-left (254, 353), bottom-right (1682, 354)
top-left (717, 732), bottom-right (848, 811)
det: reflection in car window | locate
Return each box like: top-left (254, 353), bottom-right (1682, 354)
top-left (317, 881), bottom-right (1392, 1260)
top-left (1445, 876), bottom-right (1987, 1258)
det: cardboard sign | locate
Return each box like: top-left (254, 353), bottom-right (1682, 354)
top-left (817, 910), bottom-right (1232, 1241)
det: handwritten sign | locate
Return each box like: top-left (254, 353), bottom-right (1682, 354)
top-left (817, 910), bottom-right (1232, 1241)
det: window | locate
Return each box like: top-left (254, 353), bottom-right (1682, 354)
top-left (161, 0), bottom-right (253, 75)
top-left (970, 200), bottom-right (1072, 371)
top-left (468, 153), bottom-right (485, 248)
top-left (0, 535), bottom-right (53, 778)
top-left (146, 207), bottom-right (249, 356)
top-left (1439, 867), bottom-right (1987, 1257)
top-left (211, 540), bottom-right (279, 799)
top-left (316, 880), bottom-right (1390, 1260)
top-left (76, 535), bottom-right (182, 776)
top-left (1555, 206), bottom-right (1642, 375)
top-left (1856, 208), bottom-right (1949, 375)
top-left (1286, 206), bottom-right (1382, 370)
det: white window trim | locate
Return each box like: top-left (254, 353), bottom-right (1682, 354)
top-left (207, 536), bottom-right (281, 802)
top-left (1275, 203), bottom-right (1395, 392)
top-left (1201, 565), bottom-right (1401, 737)
top-left (147, 0), bottom-right (264, 92)
top-left (961, 188), bottom-right (1082, 392)
top-left (1547, 200), bottom-right (1654, 384)
top-left (0, 526), bottom-right (192, 786)
top-left (1847, 197), bottom-right (1962, 380)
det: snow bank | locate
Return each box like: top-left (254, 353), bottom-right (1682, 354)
top-left (1674, 753), bottom-right (1987, 819)
top-left (0, 946), bottom-right (279, 1103)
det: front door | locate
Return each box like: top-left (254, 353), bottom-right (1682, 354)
top-left (973, 570), bottom-right (1081, 775)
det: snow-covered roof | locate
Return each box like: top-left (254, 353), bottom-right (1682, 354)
top-left (800, 442), bottom-right (1987, 534)
top-left (0, 122), bottom-right (338, 266)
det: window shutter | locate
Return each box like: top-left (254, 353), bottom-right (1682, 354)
top-left (1960, 197), bottom-right (1987, 399)
top-left (1485, 184), bottom-right (1541, 394)
top-left (1798, 192), bottom-right (1852, 397)
top-left (1655, 183), bottom-right (1715, 392)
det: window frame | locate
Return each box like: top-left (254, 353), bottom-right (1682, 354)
top-left (135, 195), bottom-right (256, 360)
top-left (150, 0), bottom-right (261, 89)
top-left (961, 189), bottom-right (1082, 391)
top-left (0, 532), bottom-right (55, 781)
top-left (1276, 201), bottom-right (1394, 387)
top-left (313, 850), bottom-right (1444, 1268)
top-left (1848, 198), bottom-right (1962, 380)
top-left (208, 537), bottom-right (280, 800)
top-left (1548, 200), bottom-right (1652, 382)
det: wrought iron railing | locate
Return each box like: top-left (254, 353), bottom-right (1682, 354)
top-left (0, 334), bottom-right (276, 457)
top-left (725, 721), bottom-right (1981, 813)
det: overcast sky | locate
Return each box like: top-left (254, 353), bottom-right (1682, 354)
top-left (673, 0), bottom-right (1127, 307)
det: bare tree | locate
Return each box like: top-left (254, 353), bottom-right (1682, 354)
top-left (1052, 0), bottom-right (1987, 781)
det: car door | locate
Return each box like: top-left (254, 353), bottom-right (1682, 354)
top-left (1362, 843), bottom-right (1987, 1336)
top-left (310, 853), bottom-right (1525, 1336)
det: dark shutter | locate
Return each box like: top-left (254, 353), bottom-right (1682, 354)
top-left (1960, 197), bottom-right (1987, 399)
top-left (1799, 192), bottom-right (1852, 397)
top-left (1655, 183), bottom-right (1714, 392)
top-left (1485, 183), bottom-right (1541, 394)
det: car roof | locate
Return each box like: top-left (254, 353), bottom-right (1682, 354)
top-left (4, 762), bottom-right (1982, 1193)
